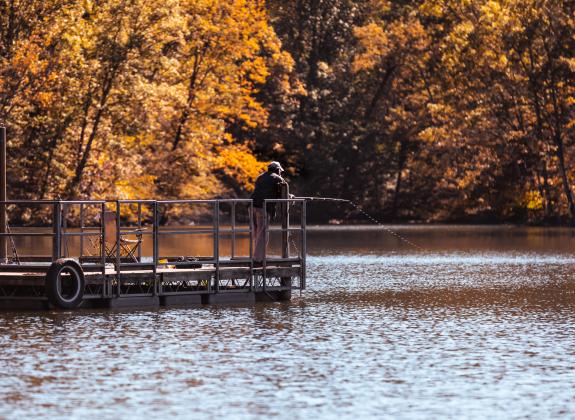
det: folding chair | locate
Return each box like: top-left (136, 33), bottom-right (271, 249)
top-left (103, 211), bottom-right (143, 263)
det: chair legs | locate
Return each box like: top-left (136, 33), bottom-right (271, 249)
top-left (120, 241), bottom-right (139, 263)
top-left (105, 241), bottom-right (140, 263)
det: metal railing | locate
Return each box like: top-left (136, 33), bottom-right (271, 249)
top-left (0, 198), bottom-right (307, 293)
top-left (263, 198), bottom-right (307, 292)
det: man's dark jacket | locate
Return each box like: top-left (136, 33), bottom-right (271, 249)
top-left (251, 171), bottom-right (285, 214)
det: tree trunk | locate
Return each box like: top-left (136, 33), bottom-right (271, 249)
top-left (391, 138), bottom-right (407, 219)
top-left (527, 43), bottom-right (556, 219)
top-left (65, 66), bottom-right (118, 198)
top-left (364, 63), bottom-right (396, 122)
top-left (540, 162), bottom-right (554, 219)
top-left (172, 50), bottom-right (202, 151)
top-left (547, 53), bottom-right (575, 223)
top-left (40, 114), bottom-right (74, 199)
top-left (555, 134), bottom-right (575, 223)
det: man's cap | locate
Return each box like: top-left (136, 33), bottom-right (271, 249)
top-left (268, 161), bottom-right (284, 172)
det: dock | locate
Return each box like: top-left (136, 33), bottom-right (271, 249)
top-left (0, 196), bottom-right (306, 310)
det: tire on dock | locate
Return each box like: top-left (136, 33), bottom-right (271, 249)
top-left (45, 259), bottom-right (85, 309)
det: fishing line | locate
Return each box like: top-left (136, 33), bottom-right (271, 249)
top-left (298, 197), bottom-right (427, 252)
top-left (5, 223), bottom-right (20, 264)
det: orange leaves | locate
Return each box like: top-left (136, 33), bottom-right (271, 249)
top-left (354, 17), bottom-right (429, 74)
top-left (114, 175), bottom-right (157, 200)
top-left (0, 0), bottom-right (289, 206)
top-left (214, 144), bottom-right (268, 191)
top-left (136, 0), bottom-right (285, 200)
top-left (353, 23), bottom-right (389, 72)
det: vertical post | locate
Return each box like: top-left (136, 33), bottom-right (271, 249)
top-left (116, 201), bottom-right (121, 297)
top-left (79, 203), bottom-right (84, 259)
top-left (137, 202), bottom-right (142, 262)
top-left (0, 126), bottom-right (6, 263)
top-left (301, 200), bottom-right (307, 290)
top-left (279, 184), bottom-right (291, 300)
top-left (101, 202), bottom-right (106, 297)
top-left (214, 201), bottom-right (220, 293)
top-left (281, 183), bottom-right (289, 259)
top-left (153, 201), bottom-right (159, 295)
top-left (262, 200), bottom-right (267, 292)
top-left (52, 201), bottom-right (61, 261)
top-left (231, 201), bottom-right (236, 259)
top-left (62, 203), bottom-right (68, 257)
top-left (249, 201), bottom-right (254, 291)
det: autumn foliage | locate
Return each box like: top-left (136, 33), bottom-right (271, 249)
top-left (1, 0), bottom-right (575, 224)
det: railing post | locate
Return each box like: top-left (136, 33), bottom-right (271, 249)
top-left (0, 126), bottom-right (7, 263)
top-left (263, 200), bottom-right (267, 292)
top-left (116, 201), bottom-right (121, 297)
top-left (249, 200), bottom-right (254, 291)
top-left (62, 203), bottom-right (68, 258)
top-left (231, 201), bottom-right (236, 259)
top-left (137, 202), bottom-right (142, 262)
top-left (79, 203), bottom-right (84, 259)
top-left (153, 201), bottom-right (159, 295)
top-left (52, 200), bottom-right (61, 261)
top-left (301, 200), bottom-right (307, 290)
top-left (214, 201), bottom-right (220, 293)
top-left (281, 183), bottom-right (289, 259)
top-left (279, 184), bottom-right (291, 299)
top-left (101, 202), bottom-right (106, 297)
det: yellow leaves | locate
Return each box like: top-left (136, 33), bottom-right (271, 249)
top-left (238, 113), bottom-right (259, 129)
top-left (562, 57), bottom-right (575, 72)
top-left (525, 190), bottom-right (544, 211)
top-left (426, 103), bottom-right (454, 123)
top-left (114, 175), bottom-right (157, 200)
top-left (179, 174), bottom-right (222, 199)
top-left (11, 39), bottom-right (44, 76)
top-left (446, 20), bottom-right (475, 61)
top-left (36, 92), bottom-right (53, 107)
top-left (371, 0), bottom-right (392, 13)
top-left (479, 1), bottom-right (513, 38)
top-left (214, 144), bottom-right (268, 191)
top-left (353, 23), bottom-right (389, 72)
top-left (122, 136), bottom-right (137, 146)
top-left (245, 56), bottom-right (270, 85)
top-left (480, 1), bottom-right (503, 20)
top-left (418, 127), bottom-right (446, 144)
top-left (157, 0), bottom-right (279, 136)
top-left (419, 1), bottom-right (445, 18)
top-left (354, 17), bottom-right (429, 75)
top-left (453, 20), bottom-right (475, 39)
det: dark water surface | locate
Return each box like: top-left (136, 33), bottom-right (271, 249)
top-left (2, 225), bottom-right (575, 419)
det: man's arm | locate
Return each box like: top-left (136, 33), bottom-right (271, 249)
top-left (275, 175), bottom-right (295, 198)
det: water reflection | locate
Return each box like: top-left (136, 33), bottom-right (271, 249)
top-left (2, 226), bottom-right (575, 418)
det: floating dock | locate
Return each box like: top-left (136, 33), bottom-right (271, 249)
top-left (0, 196), bottom-right (306, 310)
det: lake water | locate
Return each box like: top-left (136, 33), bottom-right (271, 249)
top-left (2, 225), bottom-right (575, 419)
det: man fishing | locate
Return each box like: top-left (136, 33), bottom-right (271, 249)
top-left (251, 161), bottom-right (289, 263)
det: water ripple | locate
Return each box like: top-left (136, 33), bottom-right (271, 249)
top-left (2, 228), bottom-right (575, 418)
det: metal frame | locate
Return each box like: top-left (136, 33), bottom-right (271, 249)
top-left (262, 198), bottom-right (306, 291)
top-left (0, 198), bottom-right (307, 299)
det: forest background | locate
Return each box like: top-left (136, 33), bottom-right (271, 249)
top-left (1, 0), bottom-right (575, 224)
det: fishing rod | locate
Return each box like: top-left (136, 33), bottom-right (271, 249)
top-left (295, 196), bottom-right (427, 252)
top-left (296, 197), bottom-right (351, 203)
